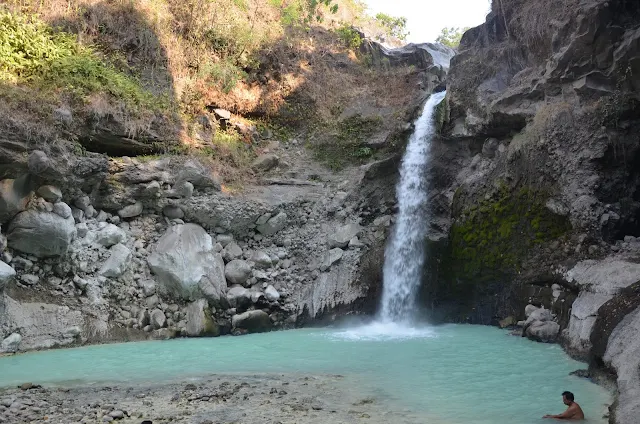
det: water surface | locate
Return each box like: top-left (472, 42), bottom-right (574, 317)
top-left (0, 324), bottom-right (610, 424)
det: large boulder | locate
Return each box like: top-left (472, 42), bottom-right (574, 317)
top-left (525, 321), bottom-right (560, 343)
top-left (150, 309), bottom-right (166, 329)
top-left (231, 310), bottom-right (272, 334)
top-left (225, 260), bottom-right (252, 286)
top-left (7, 208), bottom-right (76, 257)
top-left (328, 224), bottom-right (362, 248)
top-left (226, 285), bottom-right (252, 309)
top-left (185, 299), bottom-right (220, 337)
top-left (0, 261), bottom-right (16, 292)
top-left (256, 212), bottom-right (287, 236)
top-left (147, 224), bottom-right (227, 305)
top-left (99, 244), bottom-right (131, 278)
top-left (95, 224), bottom-right (127, 247)
top-left (0, 333), bottom-right (22, 353)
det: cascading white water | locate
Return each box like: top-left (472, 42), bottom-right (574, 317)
top-left (379, 91), bottom-right (446, 323)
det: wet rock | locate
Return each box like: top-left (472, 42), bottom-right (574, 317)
top-left (118, 202), bottom-right (143, 218)
top-left (7, 208), bottom-right (76, 257)
top-left (525, 321), bottom-right (560, 343)
top-left (231, 310), bottom-right (272, 334)
top-left (185, 299), bottom-right (220, 337)
top-left (99, 244), bottom-right (132, 278)
top-left (225, 260), bottom-right (252, 286)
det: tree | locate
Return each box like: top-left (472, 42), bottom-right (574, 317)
top-left (435, 27), bottom-right (470, 48)
top-left (375, 13), bottom-right (409, 41)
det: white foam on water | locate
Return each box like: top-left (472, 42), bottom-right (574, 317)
top-left (329, 321), bottom-right (438, 342)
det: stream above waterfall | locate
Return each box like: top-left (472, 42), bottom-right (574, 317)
top-left (0, 325), bottom-right (611, 424)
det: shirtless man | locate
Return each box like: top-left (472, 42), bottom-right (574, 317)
top-left (543, 391), bottom-right (585, 420)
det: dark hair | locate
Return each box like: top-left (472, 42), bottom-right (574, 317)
top-left (562, 391), bottom-right (575, 401)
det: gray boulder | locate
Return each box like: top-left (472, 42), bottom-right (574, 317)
top-left (0, 261), bottom-right (16, 291)
top-left (252, 154), bottom-right (280, 172)
top-left (328, 224), bottom-right (362, 248)
top-left (147, 224), bottom-right (227, 305)
top-left (226, 285), bottom-right (252, 309)
top-left (118, 202), bottom-right (143, 218)
top-left (162, 205), bottom-right (184, 220)
top-left (320, 248), bottom-right (344, 272)
top-left (7, 208), bottom-right (76, 257)
top-left (232, 310), bottom-right (272, 334)
top-left (53, 202), bottom-right (72, 219)
top-left (525, 321), bottom-right (560, 343)
top-left (251, 250), bottom-right (272, 269)
top-left (99, 244), bottom-right (131, 278)
top-left (185, 299), bottom-right (219, 337)
top-left (150, 309), bottom-right (166, 329)
top-left (225, 260), bottom-right (252, 286)
top-left (0, 333), bottom-right (22, 353)
top-left (222, 242), bottom-right (243, 262)
top-left (36, 185), bottom-right (62, 203)
top-left (139, 280), bottom-right (157, 297)
top-left (265, 285), bottom-right (280, 302)
top-left (256, 212), bottom-right (287, 236)
top-left (95, 224), bottom-right (127, 247)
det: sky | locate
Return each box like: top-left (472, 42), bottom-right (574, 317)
top-left (362, 0), bottom-right (492, 43)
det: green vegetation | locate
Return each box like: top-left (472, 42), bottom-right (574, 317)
top-left (312, 114), bottom-right (382, 170)
top-left (0, 11), bottom-right (160, 111)
top-left (434, 96), bottom-right (450, 133)
top-left (335, 24), bottom-right (363, 49)
top-left (450, 185), bottom-right (571, 283)
top-left (435, 27), bottom-right (470, 48)
top-left (374, 13), bottom-right (408, 41)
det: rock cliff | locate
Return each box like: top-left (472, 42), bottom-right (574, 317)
top-left (429, 1), bottom-right (639, 422)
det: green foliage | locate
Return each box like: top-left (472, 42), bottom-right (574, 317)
top-left (335, 24), bottom-right (363, 49)
top-left (435, 26), bottom-right (470, 48)
top-left (312, 114), bottom-right (382, 170)
top-left (269, 0), bottom-right (338, 26)
top-left (0, 11), bottom-right (159, 110)
top-left (199, 59), bottom-right (246, 94)
top-left (450, 185), bottom-right (570, 283)
top-left (375, 13), bottom-right (409, 41)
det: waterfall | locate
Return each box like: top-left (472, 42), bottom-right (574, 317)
top-left (379, 91), bottom-right (446, 323)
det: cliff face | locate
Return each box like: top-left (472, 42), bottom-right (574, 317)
top-left (431, 1), bottom-right (640, 421)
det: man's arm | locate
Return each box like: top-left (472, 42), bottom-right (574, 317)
top-left (543, 405), bottom-right (577, 419)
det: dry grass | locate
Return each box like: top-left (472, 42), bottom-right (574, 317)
top-left (1, 0), bottom-right (412, 184)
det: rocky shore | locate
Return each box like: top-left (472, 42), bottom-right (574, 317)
top-left (0, 374), bottom-right (435, 424)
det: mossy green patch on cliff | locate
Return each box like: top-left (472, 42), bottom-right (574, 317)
top-left (435, 95), bottom-right (449, 134)
top-left (312, 114), bottom-right (382, 170)
top-left (450, 185), bottom-right (570, 283)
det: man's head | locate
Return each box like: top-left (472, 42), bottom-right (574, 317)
top-left (562, 391), bottom-right (575, 405)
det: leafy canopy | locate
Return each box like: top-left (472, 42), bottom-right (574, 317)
top-left (375, 12), bottom-right (409, 40)
top-left (435, 26), bottom-right (470, 48)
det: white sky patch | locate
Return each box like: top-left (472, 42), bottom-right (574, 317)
top-left (362, 0), bottom-right (492, 43)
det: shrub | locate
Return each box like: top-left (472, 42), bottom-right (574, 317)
top-left (335, 24), bottom-right (362, 49)
top-left (0, 11), bottom-right (159, 111)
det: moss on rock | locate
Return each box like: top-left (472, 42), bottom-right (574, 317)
top-left (449, 185), bottom-right (570, 285)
